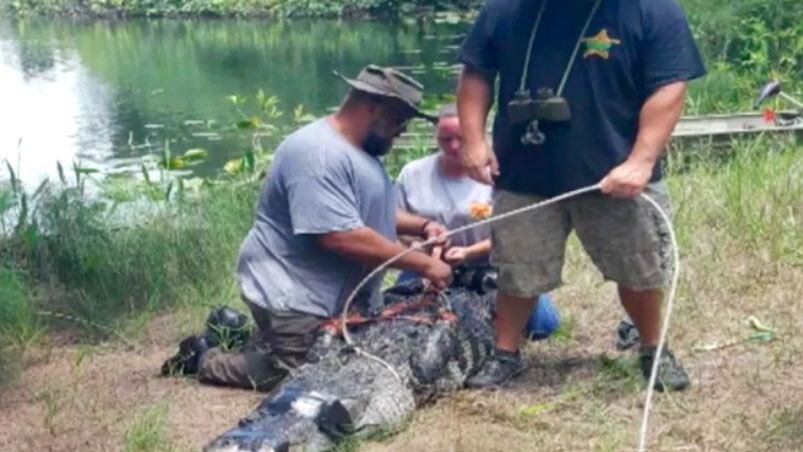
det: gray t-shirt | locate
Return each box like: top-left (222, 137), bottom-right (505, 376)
top-left (395, 154), bottom-right (493, 264)
top-left (237, 118), bottom-right (396, 318)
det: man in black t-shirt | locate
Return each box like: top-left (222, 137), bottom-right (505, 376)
top-left (457, 0), bottom-right (706, 390)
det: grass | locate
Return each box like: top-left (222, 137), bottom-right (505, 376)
top-left (405, 138), bottom-right (801, 451)
top-left (666, 135), bottom-right (802, 265)
top-left (19, 180), bottom-right (256, 334)
top-left (547, 313), bottom-right (576, 344)
top-left (1, 0), bottom-right (800, 445)
top-left (765, 407), bottom-right (803, 450)
top-left (686, 64), bottom-right (757, 115)
top-left (123, 403), bottom-right (174, 452)
top-left (0, 266), bottom-right (39, 348)
top-left (0, 265), bottom-right (40, 385)
top-left (332, 420), bottom-right (414, 452)
top-left (0, 136), bottom-right (800, 451)
top-left (2, 78), bottom-right (798, 452)
top-left (0, 172), bottom-right (258, 386)
top-left (33, 385), bottom-right (66, 436)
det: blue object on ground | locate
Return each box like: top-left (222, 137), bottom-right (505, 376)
top-left (395, 271), bottom-right (560, 341)
top-left (524, 293), bottom-right (560, 341)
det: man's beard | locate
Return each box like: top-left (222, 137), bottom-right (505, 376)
top-left (362, 130), bottom-right (394, 157)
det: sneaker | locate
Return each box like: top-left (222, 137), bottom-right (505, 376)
top-left (465, 349), bottom-right (525, 389)
top-left (639, 346), bottom-right (691, 392)
top-left (161, 334), bottom-right (213, 377)
top-left (616, 319), bottom-right (641, 350)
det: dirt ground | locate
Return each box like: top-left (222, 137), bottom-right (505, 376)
top-left (1, 246), bottom-right (801, 452)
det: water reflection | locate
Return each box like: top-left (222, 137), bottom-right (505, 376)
top-left (0, 37), bottom-right (114, 186)
top-left (0, 18), bottom-right (467, 183)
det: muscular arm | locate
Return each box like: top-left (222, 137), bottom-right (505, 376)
top-left (457, 65), bottom-right (499, 184)
top-left (317, 227), bottom-right (453, 289)
top-left (395, 208), bottom-right (429, 237)
top-left (632, 81), bottom-right (686, 166)
top-left (396, 208), bottom-right (449, 247)
top-left (318, 228), bottom-right (441, 276)
top-left (457, 65), bottom-right (494, 148)
top-left (600, 81), bottom-right (687, 198)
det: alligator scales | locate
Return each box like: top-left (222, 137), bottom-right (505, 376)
top-left (205, 275), bottom-right (496, 452)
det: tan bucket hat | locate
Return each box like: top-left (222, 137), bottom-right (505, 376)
top-left (335, 64), bottom-right (438, 123)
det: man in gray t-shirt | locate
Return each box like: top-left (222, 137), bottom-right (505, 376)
top-left (162, 65), bottom-right (453, 391)
top-left (237, 116), bottom-right (399, 318)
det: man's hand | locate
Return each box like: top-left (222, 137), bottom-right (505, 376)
top-left (443, 246), bottom-right (470, 265)
top-left (397, 210), bottom-right (448, 246)
top-left (457, 65), bottom-right (497, 185)
top-left (462, 140), bottom-right (499, 185)
top-left (599, 156), bottom-right (655, 198)
top-left (422, 258), bottom-right (453, 290)
top-left (422, 220), bottom-right (449, 246)
top-left (601, 81), bottom-right (687, 198)
top-left (320, 227), bottom-right (451, 289)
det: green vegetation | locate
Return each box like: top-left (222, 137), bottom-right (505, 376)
top-left (331, 419), bottom-right (413, 452)
top-left (0, 93), bottom-right (302, 378)
top-left (0, 3), bottom-right (798, 452)
top-left (1, 101), bottom-right (798, 372)
top-left (665, 136), bottom-right (802, 265)
top-left (1, 17), bottom-right (463, 173)
top-left (123, 403), bottom-right (174, 452)
top-left (0, 0), bottom-right (800, 389)
top-left (0, 266), bottom-right (39, 347)
top-left (0, 156), bottom-right (259, 335)
top-left (1, 0), bottom-right (479, 18)
top-left (683, 0), bottom-right (802, 114)
top-left (765, 408), bottom-right (803, 450)
top-left (0, 265), bottom-right (39, 383)
top-left (0, 181), bottom-right (258, 385)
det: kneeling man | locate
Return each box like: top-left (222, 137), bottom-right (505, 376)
top-left (163, 65), bottom-right (452, 391)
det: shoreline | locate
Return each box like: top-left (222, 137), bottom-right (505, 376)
top-left (1, 3), bottom-right (477, 21)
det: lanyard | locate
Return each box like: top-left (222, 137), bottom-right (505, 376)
top-left (518, 0), bottom-right (603, 96)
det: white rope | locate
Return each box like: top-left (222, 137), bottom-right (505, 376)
top-left (338, 182), bottom-right (679, 451)
top-left (339, 184), bottom-right (603, 348)
top-left (637, 192), bottom-right (680, 452)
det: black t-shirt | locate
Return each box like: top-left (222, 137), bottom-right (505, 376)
top-left (459, 0), bottom-right (706, 196)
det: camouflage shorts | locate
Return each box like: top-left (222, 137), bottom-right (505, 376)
top-left (491, 182), bottom-right (673, 297)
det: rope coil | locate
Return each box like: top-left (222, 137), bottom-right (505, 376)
top-left (340, 183), bottom-right (679, 452)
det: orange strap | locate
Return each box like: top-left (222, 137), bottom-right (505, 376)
top-left (320, 293), bottom-right (456, 337)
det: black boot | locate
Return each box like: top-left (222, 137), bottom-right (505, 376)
top-left (161, 333), bottom-right (214, 377)
top-left (162, 306), bottom-right (250, 377)
top-left (465, 349), bottom-right (525, 389)
top-left (206, 305), bottom-right (251, 349)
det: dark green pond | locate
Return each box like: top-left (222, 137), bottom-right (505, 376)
top-left (0, 17), bottom-right (467, 184)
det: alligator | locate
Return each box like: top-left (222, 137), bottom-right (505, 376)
top-left (202, 267), bottom-right (498, 452)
